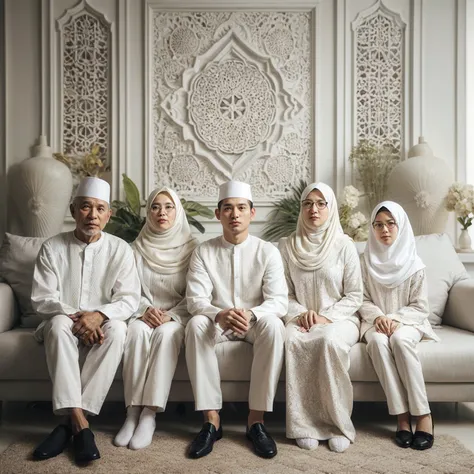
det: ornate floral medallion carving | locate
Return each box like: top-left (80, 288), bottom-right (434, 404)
top-left (152, 11), bottom-right (311, 201)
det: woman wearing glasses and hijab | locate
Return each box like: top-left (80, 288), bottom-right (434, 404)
top-left (360, 201), bottom-right (438, 450)
top-left (279, 183), bottom-right (363, 453)
top-left (114, 188), bottom-right (198, 450)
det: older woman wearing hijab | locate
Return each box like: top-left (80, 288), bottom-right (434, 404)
top-left (360, 201), bottom-right (438, 451)
top-left (114, 187), bottom-right (198, 450)
top-left (279, 182), bottom-right (363, 453)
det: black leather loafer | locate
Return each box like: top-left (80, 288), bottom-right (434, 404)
top-left (188, 422), bottom-right (223, 459)
top-left (412, 430), bottom-right (434, 450)
top-left (33, 424), bottom-right (72, 460)
top-left (246, 423), bottom-right (277, 458)
top-left (395, 429), bottom-right (413, 448)
top-left (73, 428), bottom-right (101, 463)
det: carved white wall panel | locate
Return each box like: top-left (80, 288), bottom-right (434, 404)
top-left (151, 10), bottom-right (312, 202)
top-left (57, 1), bottom-right (112, 156)
top-left (352, 1), bottom-right (406, 151)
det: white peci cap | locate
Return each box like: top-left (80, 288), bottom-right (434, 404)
top-left (75, 177), bottom-right (110, 204)
top-left (218, 180), bottom-right (253, 204)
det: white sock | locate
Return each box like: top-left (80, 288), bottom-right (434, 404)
top-left (114, 406), bottom-right (142, 447)
top-left (129, 407), bottom-right (156, 450)
top-left (328, 437), bottom-right (350, 453)
top-left (296, 438), bottom-right (319, 450)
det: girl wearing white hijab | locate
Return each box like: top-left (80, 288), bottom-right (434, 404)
top-left (114, 187), bottom-right (198, 450)
top-left (360, 201), bottom-right (438, 451)
top-left (279, 183), bottom-right (363, 453)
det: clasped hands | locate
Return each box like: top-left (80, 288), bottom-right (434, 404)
top-left (297, 310), bottom-right (331, 332)
top-left (216, 308), bottom-right (253, 336)
top-left (69, 311), bottom-right (106, 346)
top-left (140, 307), bottom-right (172, 328)
top-left (374, 315), bottom-right (399, 336)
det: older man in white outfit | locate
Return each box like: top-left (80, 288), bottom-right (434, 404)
top-left (185, 180), bottom-right (288, 459)
top-left (31, 177), bottom-right (141, 464)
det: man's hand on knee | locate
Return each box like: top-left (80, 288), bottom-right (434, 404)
top-left (72, 311), bottom-right (106, 344)
top-left (216, 308), bottom-right (250, 335)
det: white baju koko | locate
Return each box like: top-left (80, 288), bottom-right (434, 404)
top-left (32, 231), bottom-right (140, 415)
top-left (360, 201), bottom-right (439, 416)
top-left (122, 187), bottom-right (198, 411)
top-left (281, 182), bottom-right (363, 445)
top-left (185, 234), bottom-right (288, 412)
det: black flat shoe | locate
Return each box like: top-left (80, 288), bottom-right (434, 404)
top-left (73, 428), bottom-right (101, 463)
top-left (395, 429), bottom-right (413, 448)
top-left (412, 415), bottom-right (434, 450)
top-left (188, 422), bottom-right (223, 459)
top-left (246, 423), bottom-right (277, 459)
top-left (33, 424), bottom-right (72, 460)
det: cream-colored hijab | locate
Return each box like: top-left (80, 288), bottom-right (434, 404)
top-left (133, 187), bottom-right (198, 275)
top-left (364, 201), bottom-right (425, 288)
top-left (284, 182), bottom-right (350, 271)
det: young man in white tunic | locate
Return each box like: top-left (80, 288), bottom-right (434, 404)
top-left (31, 177), bottom-right (141, 464)
top-left (185, 180), bottom-right (288, 459)
top-left (279, 182), bottom-right (363, 453)
top-left (114, 187), bottom-right (198, 450)
top-left (360, 201), bottom-right (438, 450)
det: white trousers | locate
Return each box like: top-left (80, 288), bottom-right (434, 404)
top-left (365, 326), bottom-right (430, 416)
top-left (185, 315), bottom-right (285, 412)
top-left (122, 319), bottom-right (184, 411)
top-left (39, 314), bottom-right (127, 416)
top-left (285, 320), bottom-right (359, 441)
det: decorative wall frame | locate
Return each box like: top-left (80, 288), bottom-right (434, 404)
top-left (145, 0), bottom-right (321, 205)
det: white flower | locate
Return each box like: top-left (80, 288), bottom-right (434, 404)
top-left (414, 190), bottom-right (431, 209)
top-left (341, 185), bottom-right (360, 209)
top-left (348, 211), bottom-right (367, 229)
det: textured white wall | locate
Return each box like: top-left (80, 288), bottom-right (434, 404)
top-left (0, 0), bottom-right (467, 243)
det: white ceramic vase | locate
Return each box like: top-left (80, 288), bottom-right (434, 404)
top-left (8, 135), bottom-right (73, 237)
top-left (458, 229), bottom-right (473, 252)
top-left (386, 137), bottom-right (454, 236)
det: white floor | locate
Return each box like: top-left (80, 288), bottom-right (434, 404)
top-left (1, 400), bottom-right (474, 455)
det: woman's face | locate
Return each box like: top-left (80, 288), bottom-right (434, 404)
top-left (149, 192), bottom-right (176, 231)
top-left (372, 210), bottom-right (399, 246)
top-left (301, 189), bottom-right (329, 229)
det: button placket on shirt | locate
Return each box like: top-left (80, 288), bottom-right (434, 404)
top-left (80, 246), bottom-right (94, 308)
top-left (233, 246), bottom-right (241, 308)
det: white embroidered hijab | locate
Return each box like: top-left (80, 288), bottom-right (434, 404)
top-left (285, 182), bottom-right (349, 271)
top-left (364, 201), bottom-right (425, 288)
top-left (133, 187), bottom-right (198, 275)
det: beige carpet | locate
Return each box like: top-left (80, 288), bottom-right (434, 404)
top-left (1, 427), bottom-right (473, 474)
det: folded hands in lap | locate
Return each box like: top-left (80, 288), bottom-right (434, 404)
top-left (297, 310), bottom-right (332, 332)
top-left (375, 316), bottom-right (399, 336)
top-left (140, 307), bottom-right (172, 329)
top-left (69, 311), bottom-right (106, 346)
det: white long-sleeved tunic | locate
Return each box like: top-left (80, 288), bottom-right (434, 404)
top-left (186, 235), bottom-right (288, 320)
top-left (279, 237), bottom-right (363, 326)
top-left (32, 231), bottom-right (141, 338)
top-left (131, 251), bottom-right (190, 325)
top-left (359, 256), bottom-right (439, 341)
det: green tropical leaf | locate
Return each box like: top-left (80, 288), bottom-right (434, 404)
top-left (181, 199), bottom-right (214, 218)
top-left (186, 214), bottom-right (205, 234)
top-left (122, 173), bottom-right (141, 215)
top-left (111, 200), bottom-right (129, 211)
top-left (262, 180), bottom-right (307, 241)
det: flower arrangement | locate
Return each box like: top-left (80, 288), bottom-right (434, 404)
top-left (445, 182), bottom-right (474, 230)
top-left (349, 140), bottom-right (400, 211)
top-left (338, 185), bottom-right (369, 241)
top-left (53, 144), bottom-right (109, 178)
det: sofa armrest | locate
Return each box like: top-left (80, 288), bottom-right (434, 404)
top-left (443, 279), bottom-right (474, 333)
top-left (0, 282), bottom-right (20, 333)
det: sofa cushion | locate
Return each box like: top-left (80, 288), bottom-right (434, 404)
top-left (354, 234), bottom-right (468, 325)
top-left (2, 326), bottom-right (473, 385)
top-left (0, 233), bottom-right (46, 328)
top-left (349, 325), bottom-right (474, 383)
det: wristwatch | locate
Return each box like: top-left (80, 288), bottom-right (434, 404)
top-left (249, 310), bottom-right (257, 322)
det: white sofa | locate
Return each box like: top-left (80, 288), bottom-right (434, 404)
top-left (0, 233), bottom-right (474, 406)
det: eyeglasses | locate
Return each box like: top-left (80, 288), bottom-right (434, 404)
top-left (301, 200), bottom-right (328, 210)
top-left (150, 204), bottom-right (175, 213)
top-left (372, 221), bottom-right (397, 231)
